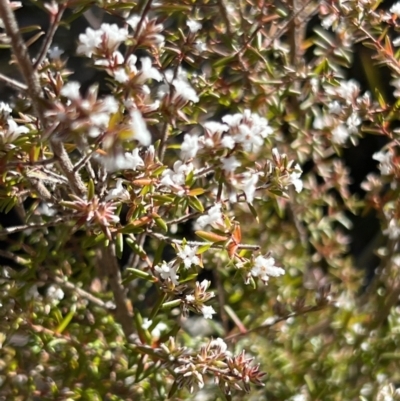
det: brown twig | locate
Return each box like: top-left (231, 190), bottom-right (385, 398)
top-left (100, 244), bottom-right (134, 338)
top-left (33, 4), bottom-right (66, 69)
top-left (0, 72), bottom-right (27, 91)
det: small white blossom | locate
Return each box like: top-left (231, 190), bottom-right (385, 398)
top-left (177, 245), bottom-right (200, 269)
top-left (48, 45), bottom-right (64, 59)
top-left (332, 124), bottom-right (349, 144)
top-left (160, 161), bottom-right (194, 190)
top-left (77, 23), bottom-right (128, 57)
top-left (321, 13), bottom-right (338, 30)
top-left (126, 15), bottom-right (141, 30)
top-left (114, 68), bottom-right (129, 83)
top-left (142, 318), bottom-right (168, 340)
top-left (290, 164), bottom-right (303, 193)
top-left (346, 112), bottom-right (361, 133)
top-left (238, 173), bottom-right (259, 204)
top-left (196, 204), bottom-right (224, 229)
top-left (328, 100), bottom-right (342, 114)
top-left (46, 285), bottom-right (64, 302)
top-left (129, 110), bottom-right (151, 146)
top-left (0, 102), bottom-right (12, 119)
top-left (181, 134), bottom-right (199, 160)
top-left (186, 294), bottom-right (195, 302)
top-left (77, 27), bottom-right (102, 57)
top-left (390, 2), bottom-right (400, 17)
top-left (100, 148), bottom-right (144, 172)
top-left (251, 255), bottom-right (285, 283)
top-left (383, 218), bottom-right (400, 240)
top-left (60, 81), bottom-right (81, 100)
top-left (393, 37), bottom-right (400, 47)
top-left (373, 150), bottom-right (393, 175)
top-left (194, 40), bottom-right (207, 53)
top-left (222, 156), bottom-right (241, 173)
top-left (136, 57), bottom-right (163, 84)
top-left (187, 19), bottom-right (202, 33)
top-left (210, 337), bottom-right (228, 352)
top-left (0, 119), bottom-right (29, 146)
top-left (222, 110), bottom-right (273, 152)
top-left (155, 261), bottom-right (179, 285)
top-left (172, 77), bottom-right (200, 103)
top-left (105, 179), bottom-right (130, 202)
top-left (391, 78), bottom-right (400, 98)
top-left (201, 305), bottom-right (216, 319)
top-left (337, 80), bottom-right (360, 104)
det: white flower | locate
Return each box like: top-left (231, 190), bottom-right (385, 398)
top-left (328, 100), bottom-right (342, 114)
top-left (77, 27), bottom-right (102, 57)
top-left (177, 245), bottom-right (200, 269)
top-left (105, 179), bottom-right (130, 201)
top-left (48, 45), bottom-right (64, 59)
top-left (290, 164), bottom-right (303, 193)
top-left (181, 134), bottom-right (199, 160)
top-left (100, 148), bottom-right (144, 172)
top-left (210, 337), bottom-right (228, 352)
top-left (251, 255), bottom-right (285, 283)
top-left (172, 77), bottom-right (199, 103)
top-left (114, 68), bottom-right (129, 83)
top-left (160, 161), bottom-right (193, 190)
top-left (373, 150), bottom-right (393, 175)
top-left (0, 102), bottom-right (11, 119)
top-left (46, 285), bottom-right (64, 302)
top-left (187, 19), bottom-right (202, 33)
top-left (346, 112), bottom-right (361, 133)
top-left (155, 261), bottom-right (179, 285)
top-left (383, 218), bottom-right (400, 240)
top-left (393, 37), bottom-right (400, 47)
top-left (60, 81), bottom-right (81, 100)
top-left (331, 124), bottom-right (349, 144)
top-left (186, 294), bottom-right (195, 302)
top-left (221, 156), bottom-right (241, 173)
top-left (237, 173), bottom-right (259, 204)
top-left (129, 110), bottom-right (151, 146)
top-left (390, 2), bottom-right (400, 17)
top-left (201, 305), bottom-right (216, 319)
top-left (77, 23), bottom-right (128, 57)
top-left (0, 119), bottom-right (29, 145)
top-left (142, 318), bottom-right (168, 340)
top-left (337, 80), bottom-right (360, 104)
top-left (222, 110), bottom-right (273, 152)
top-left (194, 40), bottom-right (207, 53)
top-left (136, 57), bottom-right (163, 84)
top-left (196, 204), bottom-right (223, 229)
top-left (126, 15), bottom-right (141, 30)
top-left (321, 13), bottom-right (338, 30)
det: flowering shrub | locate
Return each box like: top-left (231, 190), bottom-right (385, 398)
top-left (1, 0), bottom-right (400, 399)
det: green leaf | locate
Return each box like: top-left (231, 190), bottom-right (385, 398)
top-left (188, 196), bottom-right (204, 212)
top-left (56, 304), bottom-right (76, 334)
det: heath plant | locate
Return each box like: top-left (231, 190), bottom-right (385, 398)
top-left (1, 0), bottom-right (400, 400)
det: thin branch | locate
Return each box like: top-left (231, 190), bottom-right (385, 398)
top-left (6, 157), bottom-right (56, 168)
top-left (148, 231), bottom-right (260, 251)
top-left (224, 304), bottom-right (324, 341)
top-left (33, 4), bottom-right (66, 69)
top-left (0, 216), bottom-right (68, 236)
top-left (0, 72), bottom-right (27, 91)
top-left (134, 0), bottom-right (154, 40)
top-left (53, 276), bottom-right (115, 310)
top-left (0, 249), bottom-right (29, 266)
top-left (100, 244), bottom-right (134, 338)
